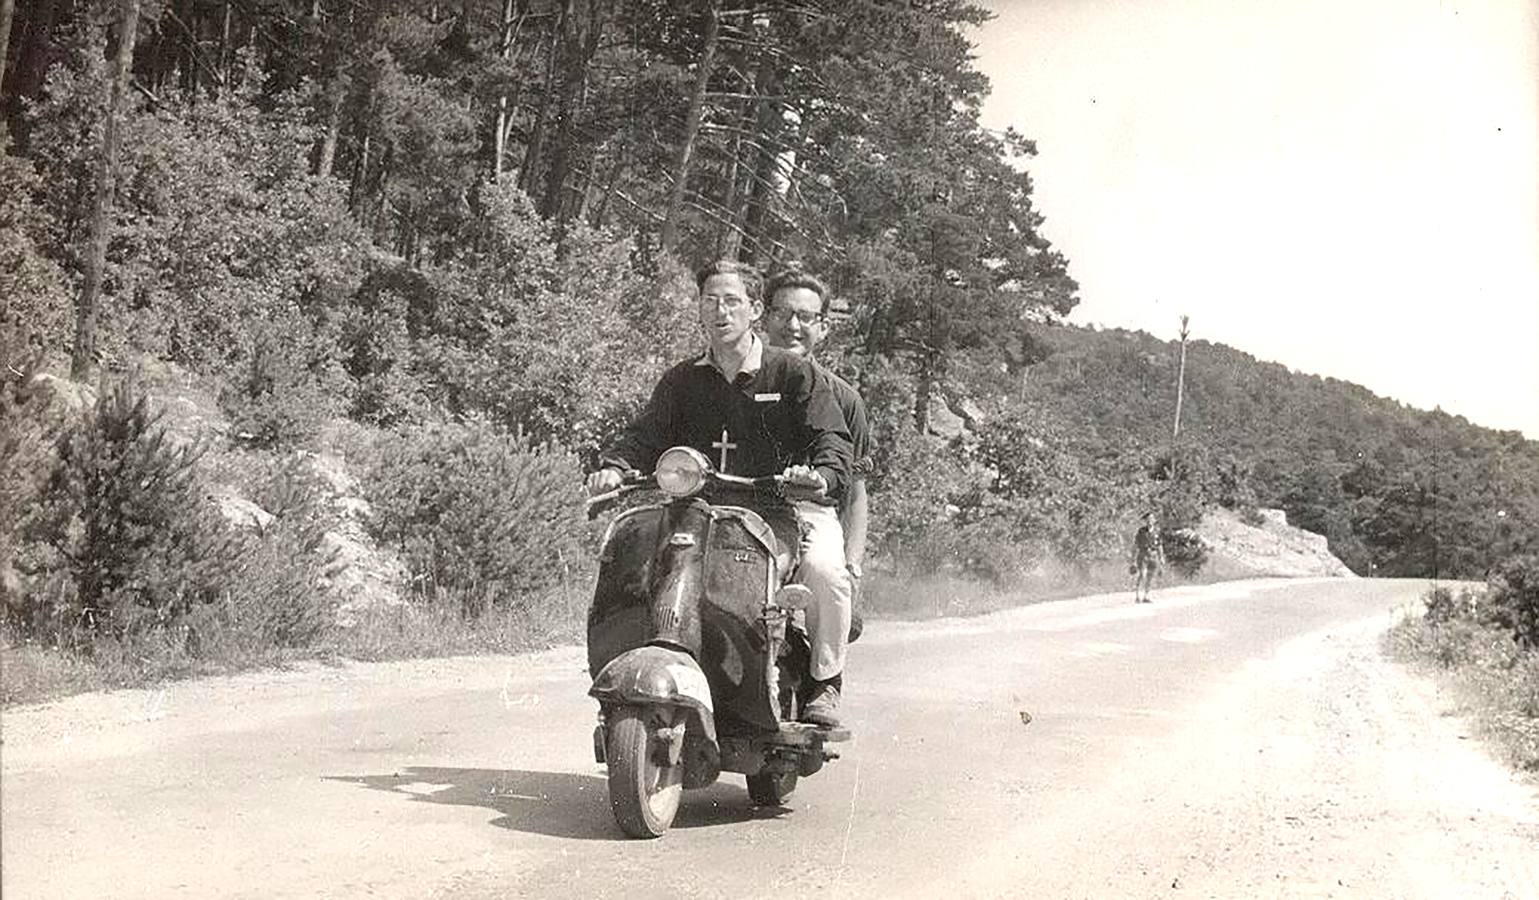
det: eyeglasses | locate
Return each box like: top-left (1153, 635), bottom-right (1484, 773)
top-left (700, 293), bottom-right (751, 311)
top-left (769, 307), bottom-right (825, 326)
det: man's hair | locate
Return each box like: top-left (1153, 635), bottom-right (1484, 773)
top-left (695, 260), bottom-right (764, 302)
top-left (765, 268), bottom-right (832, 315)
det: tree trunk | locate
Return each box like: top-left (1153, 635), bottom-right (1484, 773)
top-left (659, 0), bottom-right (721, 254)
top-left (218, 0), bottom-right (231, 90)
top-left (716, 76), bottom-right (760, 259)
top-left (739, 45), bottom-right (784, 264)
top-left (540, 0), bottom-right (601, 221)
top-left (316, 78), bottom-right (343, 179)
top-left (913, 350), bottom-right (935, 435)
top-left (0, 0), bottom-right (15, 150)
top-left (517, 5), bottom-right (565, 194)
top-left (72, 0), bottom-right (141, 380)
top-left (349, 130), bottom-right (370, 211)
top-left (178, 0), bottom-right (196, 94)
top-left (491, 0), bottom-right (519, 180)
top-left (590, 148), bottom-right (623, 227)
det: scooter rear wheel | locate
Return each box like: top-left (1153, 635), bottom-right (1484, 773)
top-left (606, 707), bottom-right (683, 838)
top-left (746, 770), bottom-right (798, 806)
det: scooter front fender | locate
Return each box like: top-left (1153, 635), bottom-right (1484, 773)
top-left (590, 646), bottom-right (716, 734)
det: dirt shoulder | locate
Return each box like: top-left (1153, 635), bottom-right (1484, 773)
top-left (953, 612), bottom-right (1539, 898)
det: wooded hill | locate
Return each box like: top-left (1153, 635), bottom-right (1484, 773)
top-left (1009, 324), bottom-right (1539, 579)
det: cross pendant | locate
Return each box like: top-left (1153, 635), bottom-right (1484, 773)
top-left (711, 428), bottom-right (737, 471)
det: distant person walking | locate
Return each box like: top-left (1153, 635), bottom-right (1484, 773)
top-left (1132, 511), bottom-right (1164, 603)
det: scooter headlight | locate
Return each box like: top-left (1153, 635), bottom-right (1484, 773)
top-left (655, 446), bottom-right (709, 498)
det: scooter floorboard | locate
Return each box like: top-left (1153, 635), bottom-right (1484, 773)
top-left (773, 721), bottom-right (852, 744)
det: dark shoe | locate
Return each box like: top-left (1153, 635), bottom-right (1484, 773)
top-left (801, 678), bottom-right (842, 728)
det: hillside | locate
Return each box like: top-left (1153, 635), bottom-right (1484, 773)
top-left (998, 322), bottom-right (1539, 579)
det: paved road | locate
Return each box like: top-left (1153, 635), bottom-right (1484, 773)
top-left (4, 578), bottom-right (1537, 898)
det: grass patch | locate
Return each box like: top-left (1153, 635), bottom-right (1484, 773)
top-left (330, 582), bottom-right (588, 661)
top-left (1383, 587), bottom-right (1539, 775)
top-left (2, 579), bottom-right (589, 707)
top-left (0, 624), bottom-right (316, 706)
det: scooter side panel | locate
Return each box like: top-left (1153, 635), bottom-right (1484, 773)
top-left (700, 512), bottom-right (782, 732)
top-left (587, 506), bottom-right (663, 677)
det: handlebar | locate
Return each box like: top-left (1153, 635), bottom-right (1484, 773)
top-left (584, 470), bottom-right (827, 519)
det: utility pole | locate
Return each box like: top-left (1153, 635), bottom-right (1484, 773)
top-left (1172, 314), bottom-right (1190, 440)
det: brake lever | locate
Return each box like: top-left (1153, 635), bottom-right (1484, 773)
top-left (583, 478), bottom-right (649, 520)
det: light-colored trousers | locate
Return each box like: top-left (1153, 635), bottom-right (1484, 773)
top-left (794, 501), bottom-right (852, 681)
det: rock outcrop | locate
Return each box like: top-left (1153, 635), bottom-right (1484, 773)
top-left (1198, 507), bottom-right (1357, 578)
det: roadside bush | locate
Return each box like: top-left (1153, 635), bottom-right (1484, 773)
top-left (1484, 555), bottom-right (1539, 648)
top-left (14, 378), bottom-right (245, 646)
top-left (226, 457), bottom-right (342, 649)
top-left (1161, 527), bottom-right (1209, 578)
top-left (1386, 594), bottom-right (1539, 772)
top-left (1423, 585), bottom-right (1478, 626)
top-left (8, 375), bottom-right (343, 674)
top-left (364, 419), bottom-right (588, 616)
top-left (220, 316), bottom-right (348, 448)
top-left (210, 515), bottom-right (338, 652)
top-left (0, 358), bottom-right (59, 611)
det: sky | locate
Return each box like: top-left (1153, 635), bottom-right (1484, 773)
top-left (970, 0), bottom-right (1539, 437)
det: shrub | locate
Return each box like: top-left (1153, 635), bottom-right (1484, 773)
top-left (1484, 555), bottom-right (1539, 648)
top-left (226, 456), bottom-right (342, 648)
top-left (219, 316), bottom-right (348, 448)
top-left (208, 514), bottom-right (338, 651)
top-left (0, 358), bottom-right (60, 612)
top-left (14, 378), bottom-right (245, 645)
top-left (1423, 585), bottom-right (1472, 626)
top-left (363, 419), bottom-right (588, 616)
top-left (1161, 527), bottom-right (1209, 578)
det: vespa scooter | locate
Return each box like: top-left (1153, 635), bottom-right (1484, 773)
top-left (584, 446), bottom-right (850, 838)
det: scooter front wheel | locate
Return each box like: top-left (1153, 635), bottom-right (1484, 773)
top-left (606, 707), bottom-right (683, 838)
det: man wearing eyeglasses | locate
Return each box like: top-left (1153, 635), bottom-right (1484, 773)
top-left (585, 260), bottom-right (855, 726)
top-left (762, 268), bottom-right (871, 729)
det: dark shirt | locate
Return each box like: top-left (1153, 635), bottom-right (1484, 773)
top-left (600, 342), bottom-right (853, 500)
top-left (821, 366), bottom-right (872, 480)
top-left (1134, 525), bottom-right (1161, 560)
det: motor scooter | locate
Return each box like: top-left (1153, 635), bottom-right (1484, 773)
top-left (584, 446), bottom-right (851, 838)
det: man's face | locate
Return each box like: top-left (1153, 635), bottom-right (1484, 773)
top-left (699, 273), bottom-right (761, 348)
top-left (764, 286), bottom-right (827, 357)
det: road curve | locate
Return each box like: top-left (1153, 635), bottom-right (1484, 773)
top-left (4, 578), bottom-right (1537, 899)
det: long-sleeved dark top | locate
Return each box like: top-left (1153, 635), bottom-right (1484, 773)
top-left (599, 341), bottom-right (853, 501)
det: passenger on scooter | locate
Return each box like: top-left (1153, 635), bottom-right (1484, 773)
top-left (762, 267), bottom-right (870, 728)
top-left (585, 260), bottom-right (855, 727)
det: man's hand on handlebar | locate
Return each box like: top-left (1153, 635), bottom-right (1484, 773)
top-left (586, 467), bottom-right (624, 496)
top-left (780, 464), bottom-right (827, 495)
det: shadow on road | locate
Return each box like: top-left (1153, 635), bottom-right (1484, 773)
top-left (326, 767), bottom-right (787, 840)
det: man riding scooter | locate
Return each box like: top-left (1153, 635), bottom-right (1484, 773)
top-left (761, 267), bottom-right (870, 727)
top-left (584, 260), bottom-right (855, 726)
